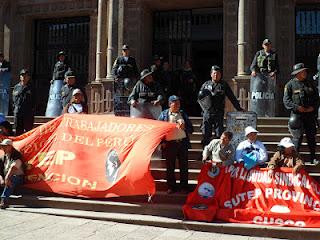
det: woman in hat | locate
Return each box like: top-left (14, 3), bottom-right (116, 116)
top-left (267, 137), bottom-right (304, 177)
top-left (63, 89), bottom-right (88, 114)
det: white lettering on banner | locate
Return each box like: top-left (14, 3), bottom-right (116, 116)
top-left (251, 92), bottom-right (275, 100)
top-left (224, 166), bottom-right (320, 193)
top-left (252, 216), bottom-right (306, 227)
top-left (224, 189), bottom-right (262, 208)
top-left (264, 188), bottom-right (320, 211)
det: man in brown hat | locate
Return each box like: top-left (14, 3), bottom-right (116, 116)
top-left (283, 63), bottom-right (320, 165)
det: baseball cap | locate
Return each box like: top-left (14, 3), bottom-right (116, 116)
top-left (122, 44), bottom-right (129, 50)
top-left (72, 89), bottom-right (82, 96)
top-left (278, 137), bottom-right (295, 148)
top-left (64, 70), bottom-right (76, 78)
top-left (245, 126), bottom-right (259, 136)
top-left (211, 65), bottom-right (221, 72)
top-left (0, 139), bottom-right (13, 146)
top-left (168, 95), bottom-right (180, 103)
top-left (19, 68), bottom-right (30, 75)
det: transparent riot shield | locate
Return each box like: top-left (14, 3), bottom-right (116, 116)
top-left (114, 78), bottom-right (136, 117)
top-left (250, 73), bottom-right (276, 117)
top-left (0, 71), bottom-right (11, 115)
top-left (45, 80), bottom-right (64, 117)
top-left (130, 102), bottom-right (162, 120)
top-left (226, 111), bottom-right (257, 149)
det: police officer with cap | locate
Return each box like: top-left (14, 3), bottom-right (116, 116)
top-left (250, 39), bottom-right (279, 79)
top-left (128, 69), bottom-right (164, 114)
top-left (283, 63), bottom-right (320, 165)
top-left (12, 69), bottom-right (34, 135)
top-left (198, 65), bottom-right (244, 147)
top-left (112, 44), bottom-right (139, 80)
top-left (52, 51), bottom-right (70, 81)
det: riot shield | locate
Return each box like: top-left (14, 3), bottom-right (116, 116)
top-left (250, 73), bottom-right (276, 117)
top-left (114, 78), bottom-right (136, 117)
top-left (0, 71), bottom-right (11, 115)
top-left (45, 80), bottom-right (64, 117)
top-left (226, 111), bottom-right (257, 149)
top-left (130, 102), bottom-right (162, 119)
top-left (197, 95), bottom-right (212, 112)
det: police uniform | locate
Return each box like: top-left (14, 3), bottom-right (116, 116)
top-left (250, 49), bottom-right (279, 75)
top-left (199, 66), bottom-right (243, 147)
top-left (12, 70), bottom-right (34, 136)
top-left (127, 69), bottom-right (164, 105)
top-left (283, 63), bottom-right (320, 162)
top-left (112, 56), bottom-right (139, 79)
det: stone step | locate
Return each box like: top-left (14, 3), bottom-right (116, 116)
top-left (6, 195), bottom-right (320, 239)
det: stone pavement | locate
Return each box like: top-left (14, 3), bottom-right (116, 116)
top-left (0, 210), bottom-right (284, 240)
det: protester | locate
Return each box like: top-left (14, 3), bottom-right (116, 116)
top-left (0, 139), bottom-right (24, 209)
top-left (12, 69), bottom-right (34, 136)
top-left (198, 65), bottom-right (244, 146)
top-left (63, 89), bottom-right (88, 114)
top-left (267, 137), bottom-right (304, 177)
top-left (202, 131), bottom-right (234, 167)
top-left (158, 95), bottom-right (193, 194)
top-left (283, 63), bottom-right (320, 165)
top-left (235, 126), bottom-right (268, 168)
top-left (61, 70), bottom-right (87, 109)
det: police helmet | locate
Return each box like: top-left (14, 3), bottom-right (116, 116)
top-left (288, 114), bottom-right (302, 130)
top-left (140, 69), bottom-right (153, 80)
top-left (198, 88), bottom-right (212, 100)
top-left (123, 78), bottom-right (135, 90)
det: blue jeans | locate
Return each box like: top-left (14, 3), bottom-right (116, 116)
top-left (1, 175), bottom-right (24, 200)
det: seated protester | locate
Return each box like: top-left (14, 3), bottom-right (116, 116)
top-left (235, 126), bottom-right (268, 169)
top-left (268, 137), bottom-right (304, 177)
top-left (202, 131), bottom-right (235, 167)
top-left (63, 89), bottom-right (88, 114)
top-left (0, 121), bottom-right (13, 136)
top-left (0, 139), bottom-right (24, 209)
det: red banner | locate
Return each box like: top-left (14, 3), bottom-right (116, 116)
top-left (183, 164), bottom-right (320, 228)
top-left (3, 114), bottom-right (177, 198)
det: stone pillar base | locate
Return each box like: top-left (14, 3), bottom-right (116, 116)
top-left (227, 75), bottom-right (251, 112)
top-left (87, 79), bottom-right (114, 114)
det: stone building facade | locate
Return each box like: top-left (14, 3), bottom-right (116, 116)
top-left (1, 0), bottom-right (319, 116)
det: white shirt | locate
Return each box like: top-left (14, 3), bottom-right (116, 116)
top-left (235, 139), bottom-right (268, 164)
top-left (68, 103), bottom-right (84, 114)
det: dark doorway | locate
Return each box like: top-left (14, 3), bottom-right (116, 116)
top-left (33, 16), bottom-right (90, 115)
top-left (295, 6), bottom-right (320, 76)
top-left (153, 8), bottom-right (223, 116)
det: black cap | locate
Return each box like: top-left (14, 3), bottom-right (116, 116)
top-left (64, 70), bottom-right (76, 78)
top-left (57, 51), bottom-right (66, 58)
top-left (122, 44), bottom-right (129, 50)
top-left (211, 65), bottom-right (221, 72)
top-left (291, 63), bottom-right (308, 75)
top-left (19, 68), bottom-right (30, 75)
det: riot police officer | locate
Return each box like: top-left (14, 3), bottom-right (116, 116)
top-left (12, 69), bottom-right (34, 136)
top-left (198, 65), bottom-right (244, 147)
top-left (250, 39), bottom-right (279, 79)
top-left (112, 45), bottom-right (139, 116)
top-left (128, 69), bottom-right (164, 114)
top-left (283, 63), bottom-right (320, 165)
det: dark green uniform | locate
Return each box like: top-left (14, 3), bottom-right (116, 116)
top-left (250, 50), bottom-right (279, 75)
top-left (12, 82), bottom-right (34, 135)
top-left (283, 78), bottom-right (320, 161)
